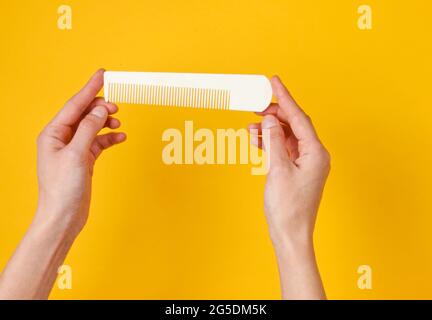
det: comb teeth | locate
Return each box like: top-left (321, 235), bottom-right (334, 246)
top-left (106, 83), bottom-right (231, 110)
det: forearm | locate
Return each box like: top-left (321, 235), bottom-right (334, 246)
top-left (0, 213), bottom-right (76, 299)
top-left (273, 235), bottom-right (326, 300)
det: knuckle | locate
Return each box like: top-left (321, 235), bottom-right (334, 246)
top-left (293, 111), bottom-right (311, 126)
top-left (65, 97), bottom-right (78, 110)
top-left (107, 134), bottom-right (116, 145)
top-left (36, 130), bottom-right (46, 145)
top-left (291, 113), bottom-right (303, 125)
top-left (93, 138), bottom-right (103, 150)
top-left (48, 125), bottom-right (63, 137)
top-left (325, 148), bottom-right (331, 164)
top-left (316, 146), bottom-right (331, 170)
top-left (37, 125), bottom-right (57, 146)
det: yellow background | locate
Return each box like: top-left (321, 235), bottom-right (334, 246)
top-left (0, 0), bottom-right (431, 299)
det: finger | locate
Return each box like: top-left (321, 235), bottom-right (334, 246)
top-left (248, 123), bottom-right (262, 135)
top-left (255, 104), bottom-right (295, 131)
top-left (52, 69), bottom-right (105, 126)
top-left (255, 103), bottom-right (279, 117)
top-left (250, 134), bottom-right (263, 149)
top-left (89, 97), bottom-right (118, 115)
top-left (271, 76), bottom-right (318, 143)
top-left (286, 134), bottom-right (299, 161)
top-left (71, 99), bottom-right (118, 133)
top-left (90, 132), bottom-right (127, 160)
top-left (261, 115), bottom-right (291, 170)
top-left (249, 123), bottom-right (292, 153)
top-left (249, 121), bottom-right (295, 142)
top-left (249, 123), bottom-right (263, 149)
top-left (68, 105), bottom-right (108, 154)
top-left (105, 117), bottom-right (121, 129)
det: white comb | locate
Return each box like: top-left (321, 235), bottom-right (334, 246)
top-left (104, 71), bottom-right (272, 112)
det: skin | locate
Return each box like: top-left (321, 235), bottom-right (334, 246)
top-left (0, 72), bottom-right (329, 300)
top-left (0, 69), bottom-right (126, 299)
top-left (249, 76), bottom-right (330, 300)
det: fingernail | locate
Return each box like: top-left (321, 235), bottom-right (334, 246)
top-left (248, 128), bottom-right (259, 135)
top-left (272, 75), bottom-right (280, 83)
top-left (91, 106), bottom-right (107, 118)
top-left (262, 115), bottom-right (278, 129)
top-left (117, 133), bottom-right (127, 141)
top-left (250, 134), bottom-right (259, 146)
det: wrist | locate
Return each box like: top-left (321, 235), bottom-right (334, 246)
top-left (27, 213), bottom-right (77, 252)
top-left (33, 204), bottom-right (83, 241)
top-left (269, 228), bottom-right (315, 258)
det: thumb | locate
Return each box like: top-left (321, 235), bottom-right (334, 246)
top-left (261, 115), bottom-right (290, 170)
top-left (69, 106), bottom-right (108, 154)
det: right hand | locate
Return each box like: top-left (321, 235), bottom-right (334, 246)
top-left (249, 76), bottom-right (330, 248)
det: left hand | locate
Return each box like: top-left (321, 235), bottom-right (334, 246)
top-left (35, 69), bottom-right (127, 237)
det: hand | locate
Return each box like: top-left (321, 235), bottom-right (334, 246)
top-left (0, 69), bottom-right (127, 299)
top-left (250, 76), bottom-right (330, 244)
top-left (35, 69), bottom-right (126, 237)
top-left (249, 76), bottom-right (330, 299)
